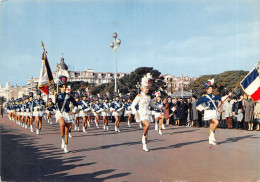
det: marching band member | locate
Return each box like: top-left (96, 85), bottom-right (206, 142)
top-left (131, 73), bottom-right (164, 152)
top-left (74, 93), bottom-right (81, 131)
top-left (15, 99), bottom-right (22, 124)
top-left (93, 97), bottom-right (102, 128)
top-left (25, 95), bottom-right (31, 129)
top-left (33, 90), bottom-right (45, 134)
top-left (111, 93), bottom-right (124, 132)
top-left (55, 76), bottom-right (79, 153)
top-left (101, 95), bottom-right (111, 130)
top-left (20, 96), bottom-right (27, 127)
top-left (27, 92), bottom-right (34, 132)
top-left (79, 91), bottom-right (91, 133)
top-left (153, 92), bottom-right (164, 135)
top-left (196, 79), bottom-right (231, 145)
top-left (124, 97), bottom-right (132, 127)
top-left (46, 98), bottom-right (55, 125)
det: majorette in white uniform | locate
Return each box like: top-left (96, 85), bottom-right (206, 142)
top-left (131, 73), bottom-right (163, 152)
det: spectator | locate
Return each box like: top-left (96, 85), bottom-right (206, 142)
top-left (254, 100), bottom-right (260, 131)
top-left (0, 104), bottom-right (3, 117)
top-left (223, 97), bottom-right (233, 129)
top-left (190, 97), bottom-right (199, 127)
top-left (176, 99), bottom-right (187, 126)
top-left (232, 96), bottom-right (243, 129)
top-left (244, 95), bottom-right (255, 131)
top-left (163, 97), bottom-right (170, 126)
top-left (218, 100), bottom-right (226, 128)
top-left (167, 97), bottom-right (174, 125)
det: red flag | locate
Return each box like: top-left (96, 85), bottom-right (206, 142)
top-left (38, 42), bottom-right (53, 95)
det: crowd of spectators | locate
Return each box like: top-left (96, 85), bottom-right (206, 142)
top-left (161, 94), bottom-right (260, 131)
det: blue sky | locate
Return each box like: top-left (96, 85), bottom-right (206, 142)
top-left (1, 0), bottom-right (260, 87)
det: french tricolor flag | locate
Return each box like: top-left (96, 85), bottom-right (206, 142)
top-left (240, 68), bottom-right (260, 101)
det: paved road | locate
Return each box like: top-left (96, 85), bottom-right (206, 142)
top-left (1, 115), bottom-right (260, 182)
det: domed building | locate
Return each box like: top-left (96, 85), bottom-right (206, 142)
top-left (52, 55), bottom-right (127, 85)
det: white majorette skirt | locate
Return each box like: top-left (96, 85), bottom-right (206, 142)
top-left (154, 112), bottom-right (163, 119)
top-left (101, 111), bottom-right (111, 117)
top-left (80, 110), bottom-right (92, 117)
top-left (46, 110), bottom-right (54, 115)
top-left (33, 111), bottom-right (44, 117)
top-left (55, 111), bottom-right (74, 123)
top-left (135, 112), bottom-right (153, 123)
top-left (124, 110), bottom-right (132, 116)
top-left (26, 112), bottom-right (33, 116)
top-left (112, 111), bottom-right (123, 116)
top-left (203, 110), bottom-right (219, 121)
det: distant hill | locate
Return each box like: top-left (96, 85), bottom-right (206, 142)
top-left (188, 70), bottom-right (249, 97)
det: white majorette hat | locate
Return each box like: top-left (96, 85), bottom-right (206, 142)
top-left (141, 73), bottom-right (152, 88)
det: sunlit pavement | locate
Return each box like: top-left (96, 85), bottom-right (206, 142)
top-left (1, 115), bottom-right (260, 182)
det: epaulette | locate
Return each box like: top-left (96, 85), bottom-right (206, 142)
top-left (136, 94), bottom-right (142, 97)
top-left (202, 94), bottom-right (207, 97)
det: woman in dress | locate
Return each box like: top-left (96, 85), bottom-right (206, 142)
top-left (73, 93), bottom-right (81, 131)
top-left (254, 100), bottom-right (260, 131)
top-left (79, 91), bottom-right (91, 133)
top-left (101, 95), bottom-right (111, 130)
top-left (244, 95), bottom-right (255, 131)
top-left (111, 93), bottom-right (124, 132)
top-left (131, 73), bottom-right (164, 152)
top-left (55, 76), bottom-right (79, 153)
top-left (33, 90), bottom-right (45, 134)
top-left (153, 93), bottom-right (164, 135)
top-left (46, 98), bottom-right (55, 125)
top-left (124, 97), bottom-right (132, 127)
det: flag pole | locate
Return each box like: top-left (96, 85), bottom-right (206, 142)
top-left (217, 82), bottom-right (241, 110)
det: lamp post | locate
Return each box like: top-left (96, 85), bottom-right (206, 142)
top-left (110, 32), bottom-right (121, 93)
top-left (136, 82), bottom-right (141, 94)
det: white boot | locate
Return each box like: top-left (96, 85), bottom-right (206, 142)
top-left (38, 129), bottom-right (41, 135)
top-left (159, 129), bottom-right (162, 135)
top-left (103, 125), bottom-right (106, 130)
top-left (162, 124), bottom-right (165, 130)
top-left (69, 132), bottom-right (72, 138)
top-left (87, 122), bottom-right (90, 127)
top-left (209, 137), bottom-right (216, 145)
top-left (117, 127), bottom-right (120, 132)
top-left (47, 119), bottom-right (49, 123)
top-left (36, 129), bottom-right (39, 135)
top-left (25, 125), bottom-right (28, 129)
top-left (139, 123), bottom-right (143, 129)
top-left (210, 131), bottom-right (216, 142)
top-left (30, 125), bottom-right (33, 132)
top-left (77, 126), bottom-right (80, 131)
top-left (128, 121), bottom-right (131, 127)
top-left (74, 125), bottom-right (77, 131)
top-left (50, 121), bottom-right (53, 125)
top-left (19, 121), bottom-right (21, 126)
top-left (143, 144), bottom-right (149, 152)
top-left (106, 126), bottom-right (109, 130)
top-left (115, 126), bottom-right (117, 132)
top-left (64, 144), bottom-right (69, 153)
top-left (142, 135), bottom-right (146, 144)
top-left (61, 137), bottom-right (65, 149)
top-left (155, 124), bottom-right (158, 131)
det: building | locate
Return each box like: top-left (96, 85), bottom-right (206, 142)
top-left (160, 74), bottom-right (197, 94)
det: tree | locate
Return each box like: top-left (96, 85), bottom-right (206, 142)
top-left (188, 70), bottom-right (248, 97)
top-left (91, 67), bottom-right (167, 99)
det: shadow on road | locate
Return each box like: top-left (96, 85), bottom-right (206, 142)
top-left (0, 124), bottom-right (130, 182)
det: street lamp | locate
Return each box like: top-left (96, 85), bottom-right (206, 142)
top-left (136, 82), bottom-right (141, 94)
top-left (110, 32), bottom-right (121, 93)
